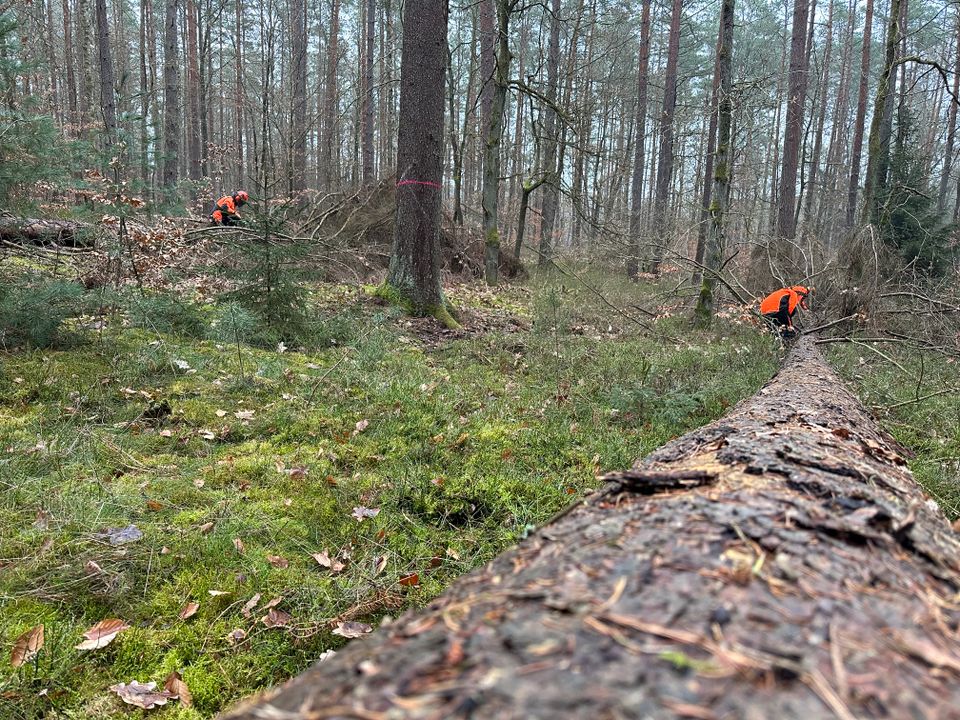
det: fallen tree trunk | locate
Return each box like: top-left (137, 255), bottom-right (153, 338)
top-left (0, 217), bottom-right (93, 248)
top-left (224, 336), bottom-right (960, 720)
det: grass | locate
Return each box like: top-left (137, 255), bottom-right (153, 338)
top-left (0, 270), bottom-right (782, 718)
top-left (829, 342), bottom-right (960, 519)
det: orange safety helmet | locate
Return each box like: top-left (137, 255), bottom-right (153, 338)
top-left (790, 285), bottom-right (810, 296)
top-left (234, 190), bottom-right (249, 203)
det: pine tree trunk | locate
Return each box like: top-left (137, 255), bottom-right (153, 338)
top-left (62, 0), bottom-right (79, 133)
top-left (862, 0), bottom-right (902, 226)
top-left (234, 0), bottom-right (245, 187)
top-left (290, 0), bottom-right (307, 193)
top-left (846, 0), bottom-right (874, 227)
top-left (695, 0), bottom-right (734, 325)
top-left (94, 0), bottom-right (116, 143)
top-left (223, 335), bottom-right (960, 720)
top-left (481, 0), bottom-right (511, 286)
top-left (774, 0), bottom-right (811, 247)
top-left (803, 0), bottom-right (833, 226)
top-left (185, 0), bottom-right (202, 183)
top-left (648, 0), bottom-right (683, 273)
top-left (361, 0), bottom-right (375, 184)
top-left (321, 0), bottom-right (340, 189)
top-left (627, 0), bottom-right (651, 278)
top-left (479, 0), bottom-right (495, 141)
top-left (938, 10), bottom-right (960, 214)
top-left (692, 17), bottom-right (724, 286)
top-left (537, 0), bottom-right (562, 268)
top-left (162, 0), bottom-right (181, 193)
top-left (383, 0), bottom-right (454, 327)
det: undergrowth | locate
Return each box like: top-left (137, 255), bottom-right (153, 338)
top-left (0, 271), bottom-right (779, 718)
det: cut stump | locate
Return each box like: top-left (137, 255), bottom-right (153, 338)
top-left (223, 336), bottom-right (960, 720)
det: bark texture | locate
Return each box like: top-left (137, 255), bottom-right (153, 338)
top-left (0, 218), bottom-right (92, 247)
top-left (222, 336), bottom-right (960, 719)
top-left (383, 0), bottom-right (452, 325)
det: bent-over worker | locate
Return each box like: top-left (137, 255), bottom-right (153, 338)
top-left (760, 285), bottom-right (810, 333)
top-left (210, 190), bottom-right (249, 226)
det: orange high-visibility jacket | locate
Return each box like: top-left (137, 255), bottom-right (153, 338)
top-left (760, 288), bottom-right (803, 316)
top-left (214, 195), bottom-right (239, 217)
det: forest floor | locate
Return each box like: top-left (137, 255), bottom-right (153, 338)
top-left (1, 265), bottom-right (958, 718)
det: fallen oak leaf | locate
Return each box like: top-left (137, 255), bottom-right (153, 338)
top-left (266, 555), bottom-right (289, 569)
top-left (178, 602), bottom-right (199, 620)
top-left (10, 625), bottom-right (43, 667)
top-left (75, 619), bottom-right (130, 650)
top-left (163, 671), bottom-right (192, 708)
top-left (399, 573), bottom-right (420, 587)
top-left (241, 593), bottom-right (262, 618)
top-left (312, 550), bottom-right (346, 574)
top-left (351, 506), bottom-right (380, 522)
top-left (262, 609), bottom-right (293, 628)
top-left (109, 680), bottom-right (176, 709)
top-left (332, 621), bottom-right (372, 639)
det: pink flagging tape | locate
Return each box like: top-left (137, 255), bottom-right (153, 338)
top-left (396, 179), bottom-right (442, 189)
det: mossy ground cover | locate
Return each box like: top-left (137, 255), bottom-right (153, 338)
top-left (1, 272), bottom-right (781, 718)
top-left (830, 343), bottom-right (960, 520)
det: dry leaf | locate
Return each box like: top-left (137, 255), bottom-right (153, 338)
top-left (178, 603), bottom-right (199, 620)
top-left (266, 555), bottom-right (289, 569)
top-left (351, 506), bottom-right (380, 522)
top-left (163, 671), bottom-right (192, 708)
top-left (207, 590), bottom-right (230, 597)
top-left (332, 621), bottom-right (372, 639)
top-left (234, 410), bottom-right (255, 421)
top-left (286, 466), bottom-right (308, 481)
top-left (10, 625), bottom-right (43, 667)
top-left (226, 628), bottom-right (247, 644)
top-left (33, 510), bottom-right (50, 530)
top-left (312, 550), bottom-right (346, 574)
top-left (110, 681), bottom-right (176, 709)
top-left (262, 609), bottom-right (293, 628)
top-left (146, 500), bottom-right (164, 511)
top-left (233, 537), bottom-right (245, 553)
top-left (215, 409), bottom-right (228, 417)
top-left (354, 419), bottom-right (369, 434)
top-left (75, 619), bottom-right (130, 650)
top-left (84, 560), bottom-right (103, 575)
top-left (198, 522), bottom-right (214, 534)
top-left (96, 525), bottom-right (143, 545)
top-left (399, 573), bottom-right (420, 587)
top-left (241, 593), bottom-right (262, 618)
top-left (261, 597), bottom-right (283, 611)
top-left (373, 554), bottom-right (388, 576)
top-left (193, 479), bottom-right (205, 489)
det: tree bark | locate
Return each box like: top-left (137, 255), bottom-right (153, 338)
top-left (695, 0), bottom-right (734, 325)
top-left (803, 0), bottom-right (833, 226)
top-left (321, 0), bottom-right (340, 189)
top-left (627, 0), bottom-right (652, 278)
top-left (938, 10), bottom-right (960, 215)
top-left (0, 218), bottom-right (93, 247)
top-left (62, 0), bottom-right (79, 133)
top-left (481, 0), bottom-right (512, 286)
top-left (223, 334), bottom-right (960, 720)
top-left (692, 14), bottom-right (724, 287)
top-left (537, 0), bottom-right (562, 268)
top-left (862, 0), bottom-right (902, 226)
top-left (648, 0), bottom-right (683, 273)
top-left (383, 0), bottom-right (455, 327)
top-left (94, 0), bottom-right (117, 144)
top-left (161, 0), bottom-right (181, 193)
top-left (185, 0), bottom-right (202, 182)
top-left (846, 0), bottom-right (874, 227)
top-left (361, 0), bottom-right (375, 184)
top-left (290, 0), bottom-right (307, 193)
top-left (774, 0), bottom-right (811, 247)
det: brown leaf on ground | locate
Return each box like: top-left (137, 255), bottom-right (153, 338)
top-left (399, 573), bottom-right (420, 587)
top-left (262, 609), bottom-right (293, 628)
top-left (110, 680), bottom-right (176, 709)
top-left (75, 619), bottom-right (130, 650)
top-left (10, 625), bottom-right (44, 667)
top-left (226, 628), bottom-right (247, 644)
top-left (241, 593), bottom-right (262, 618)
top-left (163, 671), bottom-right (192, 707)
top-left (332, 621), bottom-right (373, 639)
top-left (233, 537), bottom-right (245, 553)
top-left (312, 550), bottom-right (346, 574)
top-left (178, 603), bottom-right (199, 621)
top-left (267, 555), bottom-right (289, 569)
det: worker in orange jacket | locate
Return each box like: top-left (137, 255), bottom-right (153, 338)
top-left (210, 190), bottom-right (249, 226)
top-left (760, 285), bottom-right (810, 333)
